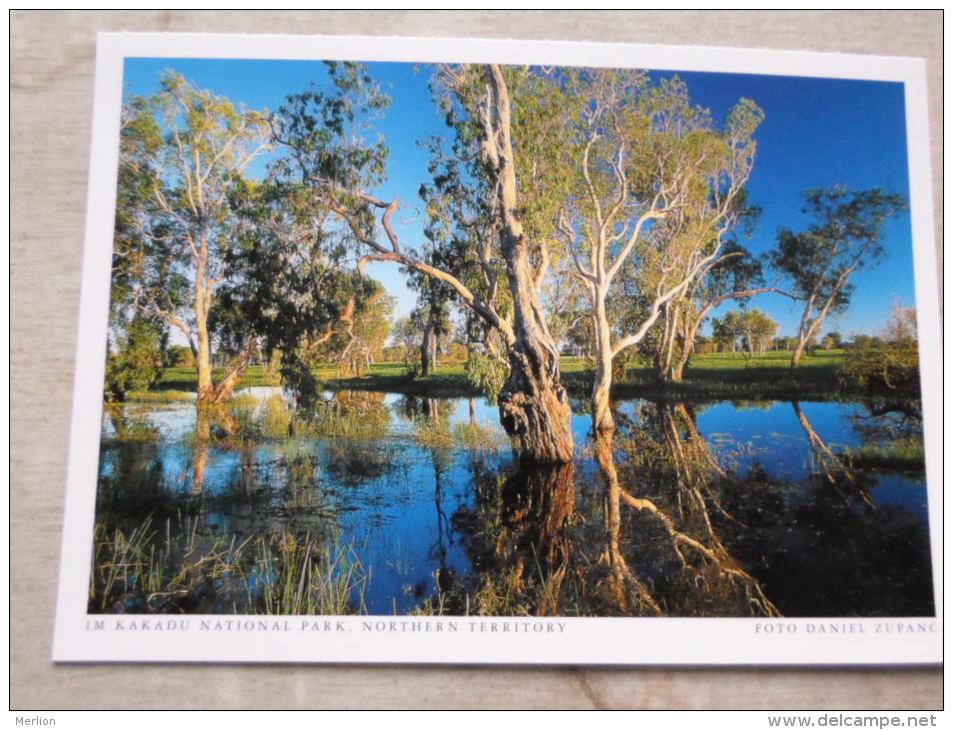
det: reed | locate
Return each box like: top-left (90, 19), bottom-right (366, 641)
top-left (89, 516), bottom-right (368, 615)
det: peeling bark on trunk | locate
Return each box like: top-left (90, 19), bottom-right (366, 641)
top-left (591, 298), bottom-right (616, 434)
top-left (492, 206), bottom-right (574, 460)
top-left (498, 229), bottom-right (575, 464)
top-left (487, 64), bottom-right (574, 465)
top-left (329, 65), bottom-right (575, 464)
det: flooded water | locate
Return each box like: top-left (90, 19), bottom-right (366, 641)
top-left (93, 390), bottom-right (934, 617)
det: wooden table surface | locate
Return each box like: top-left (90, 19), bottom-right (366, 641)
top-left (10, 10), bottom-right (942, 710)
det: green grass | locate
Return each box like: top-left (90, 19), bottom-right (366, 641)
top-left (615, 350), bottom-right (852, 402)
top-left (561, 350), bottom-right (853, 401)
top-left (142, 349), bottom-right (911, 404)
top-left (89, 516), bottom-right (368, 615)
top-left (156, 362), bottom-right (482, 398)
top-left (124, 389), bottom-right (196, 403)
top-left (839, 439), bottom-right (925, 472)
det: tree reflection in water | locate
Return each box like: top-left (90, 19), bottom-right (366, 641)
top-left (445, 461), bottom-right (578, 616)
top-left (791, 400), bottom-right (874, 507)
top-left (447, 403), bottom-right (778, 617)
top-left (716, 401), bottom-right (932, 617)
top-left (599, 403), bottom-right (779, 617)
top-left (94, 391), bottom-right (933, 617)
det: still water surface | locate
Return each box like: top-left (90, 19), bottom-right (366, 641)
top-left (95, 391), bottom-right (933, 617)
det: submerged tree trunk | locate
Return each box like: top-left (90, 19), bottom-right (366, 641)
top-left (488, 64), bottom-right (574, 465)
top-left (195, 271), bottom-right (214, 405)
top-left (498, 246), bottom-right (575, 463)
top-left (334, 64), bottom-right (575, 464)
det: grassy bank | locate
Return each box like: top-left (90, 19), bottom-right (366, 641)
top-left (142, 349), bottom-right (912, 403)
top-left (607, 351), bottom-right (855, 402)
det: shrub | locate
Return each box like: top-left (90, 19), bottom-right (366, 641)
top-left (839, 305), bottom-right (921, 394)
top-left (105, 317), bottom-right (165, 401)
top-left (839, 345), bottom-right (920, 393)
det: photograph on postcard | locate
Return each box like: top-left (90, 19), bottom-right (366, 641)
top-left (54, 33), bottom-right (941, 664)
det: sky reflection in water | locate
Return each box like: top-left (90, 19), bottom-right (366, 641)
top-left (96, 392), bottom-right (933, 617)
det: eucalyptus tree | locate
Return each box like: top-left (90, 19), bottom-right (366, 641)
top-left (274, 62), bottom-right (575, 463)
top-left (104, 315), bottom-right (166, 401)
top-left (646, 208), bottom-right (795, 381)
top-left (114, 71), bottom-right (273, 405)
top-left (333, 283), bottom-right (394, 376)
top-left (405, 258), bottom-right (456, 377)
top-left (556, 72), bottom-right (764, 431)
top-left (220, 178), bottom-right (380, 404)
top-left (391, 316), bottom-right (419, 367)
top-left (821, 331), bottom-right (844, 350)
top-left (709, 308), bottom-right (778, 355)
top-left (740, 309), bottom-right (780, 355)
top-left (711, 311), bottom-right (745, 355)
top-left (770, 186), bottom-right (906, 367)
top-left (426, 63), bottom-right (576, 461)
top-left (415, 117), bottom-right (509, 390)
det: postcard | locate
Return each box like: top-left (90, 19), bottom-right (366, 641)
top-left (53, 32), bottom-right (941, 664)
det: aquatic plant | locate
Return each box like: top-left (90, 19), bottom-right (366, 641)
top-left (89, 516), bottom-right (368, 615)
top-left (453, 422), bottom-right (507, 453)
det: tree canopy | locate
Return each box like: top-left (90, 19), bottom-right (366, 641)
top-left (107, 61), bottom-right (918, 457)
top-left (113, 71), bottom-right (273, 404)
top-left (770, 186), bottom-right (906, 367)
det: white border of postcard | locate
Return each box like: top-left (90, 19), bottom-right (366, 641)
top-left (53, 32), bottom-right (942, 665)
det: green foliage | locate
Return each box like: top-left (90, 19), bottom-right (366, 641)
top-left (771, 187), bottom-right (906, 301)
top-left (335, 284), bottom-right (395, 377)
top-left (465, 354), bottom-right (508, 404)
top-left (821, 332), bottom-right (843, 350)
top-left (548, 66), bottom-right (765, 384)
top-left (235, 63), bottom-right (396, 402)
top-left (416, 70), bottom-right (511, 360)
top-left (105, 317), bottom-right (166, 401)
top-left (163, 345), bottom-right (194, 368)
top-left (112, 70), bottom-right (274, 401)
top-left (769, 187), bottom-right (906, 363)
top-left (272, 61), bottom-right (390, 193)
top-left (710, 309), bottom-right (778, 355)
top-left (391, 316), bottom-right (419, 367)
top-left (839, 305), bottom-right (920, 394)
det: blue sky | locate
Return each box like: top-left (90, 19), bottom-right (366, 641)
top-left (122, 57), bottom-right (917, 340)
